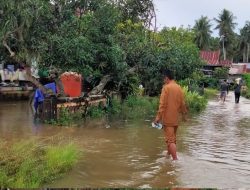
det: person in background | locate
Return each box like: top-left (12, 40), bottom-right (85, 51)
top-left (234, 78), bottom-right (242, 104)
top-left (220, 79), bottom-right (228, 103)
top-left (154, 69), bottom-right (187, 160)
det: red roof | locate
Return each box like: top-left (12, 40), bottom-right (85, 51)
top-left (219, 60), bottom-right (232, 66)
top-left (200, 50), bottom-right (220, 65)
top-left (200, 50), bottom-right (232, 66)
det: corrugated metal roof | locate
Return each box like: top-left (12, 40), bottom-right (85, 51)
top-left (200, 50), bottom-right (232, 66)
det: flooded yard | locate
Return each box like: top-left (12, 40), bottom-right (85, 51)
top-left (0, 92), bottom-right (250, 188)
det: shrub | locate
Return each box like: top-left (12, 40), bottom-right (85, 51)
top-left (201, 76), bottom-right (219, 89)
top-left (204, 88), bottom-right (218, 99)
top-left (52, 107), bottom-right (83, 126)
top-left (243, 74), bottom-right (250, 88)
top-left (242, 74), bottom-right (250, 99)
top-left (183, 86), bottom-right (208, 114)
top-left (87, 106), bottom-right (106, 118)
top-left (213, 67), bottom-right (229, 79)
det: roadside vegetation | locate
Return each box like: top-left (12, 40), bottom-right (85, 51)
top-left (0, 138), bottom-right (79, 188)
top-left (53, 85), bottom-right (209, 126)
top-left (242, 74), bottom-right (250, 99)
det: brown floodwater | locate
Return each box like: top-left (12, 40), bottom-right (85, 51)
top-left (0, 92), bottom-right (250, 188)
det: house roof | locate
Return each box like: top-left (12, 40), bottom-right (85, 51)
top-left (200, 50), bottom-right (220, 65)
top-left (229, 64), bottom-right (247, 75)
top-left (200, 50), bottom-right (232, 66)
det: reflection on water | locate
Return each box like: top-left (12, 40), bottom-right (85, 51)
top-left (0, 92), bottom-right (250, 188)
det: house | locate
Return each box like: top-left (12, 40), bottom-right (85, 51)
top-left (246, 63), bottom-right (250, 73)
top-left (200, 50), bottom-right (232, 76)
top-left (229, 63), bottom-right (247, 75)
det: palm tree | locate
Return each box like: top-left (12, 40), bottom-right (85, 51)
top-left (239, 21), bottom-right (250, 62)
top-left (193, 16), bottom-right (212, 50)
top-left (214, 9), bottom-right (237, 60)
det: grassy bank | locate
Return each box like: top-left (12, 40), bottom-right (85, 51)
top-left (0, 138), bottom-right (79, 188)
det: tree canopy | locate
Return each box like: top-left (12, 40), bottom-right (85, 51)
top-left (0, 0), bottom-right (203, 96)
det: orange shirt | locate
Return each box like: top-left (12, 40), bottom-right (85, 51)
top-left (156, 80), bottom-right (187, 126)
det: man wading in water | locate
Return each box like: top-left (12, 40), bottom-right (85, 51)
top-left (220, 79), bottom-right (228, 103)
top-left (154, 69), bottom-right (187, 160)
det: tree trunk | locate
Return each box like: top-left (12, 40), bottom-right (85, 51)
top-left (88, 67), bottom-right (137, 95)
top-left (2, 31), bottom-right (15, 57)
top-left (89, 75), bottom-right (112, 95)
top-left (243, 46), bottom-right (247, 63)
top-left (247, 43), bottom-right (249, 62)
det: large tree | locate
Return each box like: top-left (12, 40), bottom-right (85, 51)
top-left (0, 0), bottom-right (203, 97)
top-left (115, 0), bottom-right (156, 30)
top-left (239, 21), bottom-right (250, 62)
top-left (0, 0), bottom-right (55, 93)
top-left (214, 9), bottom-right (237, 60)
top-left (193, 16), bottom-right (212, 50)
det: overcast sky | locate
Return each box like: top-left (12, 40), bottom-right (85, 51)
top-left (153, 0), bottom-right (250, 36)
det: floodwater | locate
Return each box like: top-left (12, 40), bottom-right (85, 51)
top-left (0, 92), bottom-right (250, 188)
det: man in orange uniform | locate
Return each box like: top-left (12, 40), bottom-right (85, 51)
top-left (154, 69), bottom-right (187, 160)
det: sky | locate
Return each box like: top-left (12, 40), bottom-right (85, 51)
top-left (153, 0), bottom-right (250, 36)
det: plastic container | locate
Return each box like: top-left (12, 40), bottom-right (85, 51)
top-left (60, 72), bottom-right (82, 97)
top-left (151, 122), bottom-right (163, 130)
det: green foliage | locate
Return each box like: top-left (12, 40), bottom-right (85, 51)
top-left (242, 89), bottom-right (250, 99)
top-left (0, 139), bottom-right (79, 188)
top-left (0, 0), bottom-right (204, 96)
top-left (159, 27), bottom-right (195, 44)
top-left (215, 9), bottom-right (237, 60)
top-left (238, 21), bottom-right (250, 62)
top-left (117, 0), bottom-right (155, 26)
top-left (87, 95), bottom-right (159, 120)
top-left (213, 67), bottom-right (229, 79)
top-left (201, 76), bottom-right (219, 89)
top-left (193, 16), bottom-right (212, 50)
top-left (87, 106), bottom-right (106, 118)
top-left (106, 98), bottom-right (123, 115)
top-left (243, 74), bottom-right (250, 88)
top-left (204, 88), bottom-right (219, 99)
top-left (183, 86), bottom-right (208, 114)
top-left (209, 37), bottom-right (220, 51)
top-left (54, 107), bottom-right (83, 126)
top-left (242, 74), bottom-right (250, 99)
top-left (121, 96), bottom-right (158, 119)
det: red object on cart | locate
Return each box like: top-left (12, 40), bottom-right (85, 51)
top-left (60, 72), bottom-right (82, 97)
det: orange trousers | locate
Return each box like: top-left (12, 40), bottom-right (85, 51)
top-left (163, 125), bottom-right (178, 145)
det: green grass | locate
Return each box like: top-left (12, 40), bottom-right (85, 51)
top-left (120, 96), bottom-right (159, 119)
top-left (0, 138), bottom-right (79, 188)
top-left (204, 88), bottom-right (219, 99)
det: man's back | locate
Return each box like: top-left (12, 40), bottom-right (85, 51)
top-left (220, 82), bottom-right (228, 92)
top-left (235, 84), bottom-right (241, 93)
top-left (160, 81), bottom-right (186, 126)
